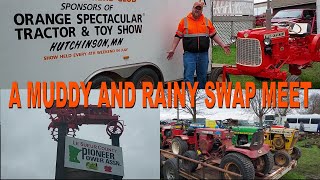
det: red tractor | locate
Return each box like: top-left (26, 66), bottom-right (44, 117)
top-left (160, 124), bottom-right (185, 149)
top-left (163, 128), bottom-right (274, 179)
top-left (210, 3), bottom-right (320, 82)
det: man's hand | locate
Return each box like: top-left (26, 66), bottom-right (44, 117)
top-left (222, 45), bottom-right (231, 55)
top-left (167, 50), bottom-right (175, 60)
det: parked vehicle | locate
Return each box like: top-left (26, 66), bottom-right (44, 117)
top-left (0, 0), bottom-right (216, 88)
top-left (271, 9), bottom-right (317, 33)
top-left (286, 114), bottom-right (320, 132)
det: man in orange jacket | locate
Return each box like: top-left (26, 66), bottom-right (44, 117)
top-left (167, 1), bottom-right (230, 89)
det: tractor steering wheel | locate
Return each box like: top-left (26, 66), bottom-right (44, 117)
top-left (278, 21), bottom-right (302, 34)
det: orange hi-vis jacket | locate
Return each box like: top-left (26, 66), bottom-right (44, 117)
top-left (176, 13), bottom-right (217, 53)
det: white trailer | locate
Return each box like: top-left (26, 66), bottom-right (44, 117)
top-left (0, 0), bottom-right (215, 88)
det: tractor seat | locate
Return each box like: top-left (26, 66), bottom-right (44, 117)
top-left (289, 23), bottom-right (311, 37)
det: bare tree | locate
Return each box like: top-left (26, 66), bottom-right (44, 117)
top-left (181, 90), bottom-right (207, 122)
top-left (301, 93), bottom-right (320, 114)
top-left (249, 89), bottom-right (273, 127)
top-left (164, 89), bottom-right (207, 122)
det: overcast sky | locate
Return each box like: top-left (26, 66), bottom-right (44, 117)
top-left (1, 90), bottom-right (159, 179)
top-left (161, 89), bottom-right (315, 122)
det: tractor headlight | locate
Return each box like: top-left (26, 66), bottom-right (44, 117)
top-left (263, 38), bottom-right (272, 46)
top-left (230, 36), bottom-right (237, 43)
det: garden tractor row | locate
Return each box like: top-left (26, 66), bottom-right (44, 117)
top-left (209, 10), bottom-right (320, 82)
top-left (161, 127), bottom-right (274, 179)
top-left (231, 126), bottom-right (301, 167)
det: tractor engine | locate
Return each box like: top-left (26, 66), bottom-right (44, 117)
top-left (196, 129), bottom-right (232, 156)
top-left (198, 133), bottom-right (214, 154)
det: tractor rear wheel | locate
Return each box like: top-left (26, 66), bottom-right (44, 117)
top-left (291, 146), bottom-right (302, 160)
top-left (219, 153), bottom-right (255, 179)
top-left (254, 152), bottom-right (274, 175)
top-left (274, 150), bottom-right (291, 167)
top-left (273, 136), bottom-right (285, 150)
top-left (208, 67), bottom-right (230, 82)
top-left (182, 150), bottom-right (199, 172)
top-left (163, 158), bottom-right (180, 180)
top-left (171, 137), bottom-right (188, 155)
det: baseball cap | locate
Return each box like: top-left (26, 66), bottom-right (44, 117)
top-left (193, 2), bottom-right (204, 9)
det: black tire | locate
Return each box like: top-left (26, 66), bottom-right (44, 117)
top-left (274, 150), bottom-right (292, 167)
top-left (160, 154), bottom-right (166, 178)
top-left (254, 152), bottom-right (274, 175)
top-left (90, 75), bottom-right (116, 89)
top-left (208, 67), bottom-right (230, 82)
top-left (129, 68), bottom-right (159, 89)
top-left (286, 75), bottom-right (301, 82)
top-left (291, 146), bottom-right (302, 160)
top-left (171, 138), bottom-right (188, 155)
top-left (182, 150), bottom-right (199, 172)
top-left (254, 76), bottom-right (270, 82)
top-left (219, 153), bottom-right (255, 180)
top-left (163, 158), bottom-right (180, 180)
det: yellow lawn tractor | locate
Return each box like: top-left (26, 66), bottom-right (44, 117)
top-left (264, 127), bottom-right (301, 167)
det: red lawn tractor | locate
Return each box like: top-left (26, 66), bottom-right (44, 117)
top-left (210, 6), bottom-right (320, 82)
top-left (163, 128), bottom-right (274, 179)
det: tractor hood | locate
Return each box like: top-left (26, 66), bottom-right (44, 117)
top-left (232, 126), bottom-right (259, 134)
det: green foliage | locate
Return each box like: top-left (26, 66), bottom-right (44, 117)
top-left (281, 137), bottom-right (320, 179)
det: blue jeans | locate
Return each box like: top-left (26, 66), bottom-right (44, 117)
top-left (183, 51), bottom-right (209, 89)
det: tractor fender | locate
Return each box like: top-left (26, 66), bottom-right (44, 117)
top-left (226, 144), bottom-right (270, 159)
top-left (174, 135), bottom-right (189, 141)
top-left (309, 34), bottom-right (320, 53)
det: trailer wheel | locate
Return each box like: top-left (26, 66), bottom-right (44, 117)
top-left (208, 67), bottom-right (230, 82)
top-left (163, 158), bottom-right (180, 180)
top-left (254, 152), bottom-right (274, 175)
top-left (286, 75), bottom-right (301, 82)
top-left (90, 75), bottom-right (116, 89)
top-left (291, 146), bottom-right (302, 160)
top-left (182, 150), bottom-right (199, 172)
top-left (171, 137), bottom-right (188, 155)
top-left (219, 153), bottom-right (255, 179)
top-left (274, 150), bottom-right (291, 167)
top-left (129, 68), bottom-right (159, 88)
top-left (160, 154), bottom-right (166, 178)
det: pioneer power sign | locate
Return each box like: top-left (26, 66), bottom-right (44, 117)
top-left (64, 136), bottom-right (124, 176)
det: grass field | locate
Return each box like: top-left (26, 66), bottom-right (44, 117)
top-left (212, 45), bottom-right (320, 89)
top-left (281, 135), bottom-right (320, 179)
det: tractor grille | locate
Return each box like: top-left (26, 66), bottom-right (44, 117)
top-left (236, 38), bottom-right (262, 66)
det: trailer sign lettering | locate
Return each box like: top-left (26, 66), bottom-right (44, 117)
top-left (264, 32), bottom-right (285, 39)
top-left (65, 136), bottom-right (124, 176)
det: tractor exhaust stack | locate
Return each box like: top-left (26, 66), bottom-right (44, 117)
top-left (266, 0), bottom-right (272, 30)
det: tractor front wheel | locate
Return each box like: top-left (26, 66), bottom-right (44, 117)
top-left (171, 137), bottom-right (188, 155)
top-left (208, 67), bottom-right (230, 82)
top-left (291, 146), bottom-right (302, 160)
top-left (274, 150), bottom-right (292, 167)
top-left (219, 153), bottom-right (255, 179)
top-left (254, 152), bottom-right (274, 175)
top-left (286, 74), bottom-right (301, 82)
